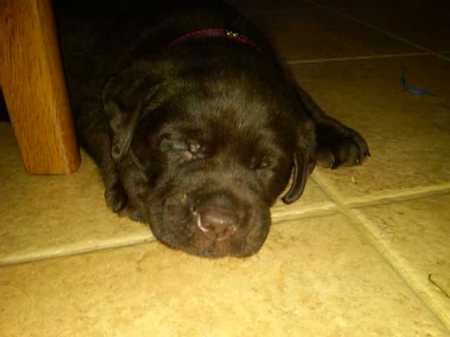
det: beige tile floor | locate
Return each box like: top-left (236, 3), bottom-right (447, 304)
top-left (1, 1), bottom-right (450, 336)
top-left (311, 0), bottom-right (450, 53)
top-left (249, 3), bottom-right (419, 61)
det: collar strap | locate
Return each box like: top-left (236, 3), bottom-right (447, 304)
top-left (168, 28), bottom-right (261, 51)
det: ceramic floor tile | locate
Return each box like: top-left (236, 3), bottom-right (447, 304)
top-left (0, 123), bottom-right (152, 265)
top-left (226, 0), bottom-right (308, 13)
top-left (314, 0), bottom-right (450, 52)
top-left (247, 4), bottom-right (418, 61)
top-left (353, 193), bottom-right (450, 327)
top-left (1, 213), bottom-right (448, 337)
top-left (291, 55), bottom-right (450, 203)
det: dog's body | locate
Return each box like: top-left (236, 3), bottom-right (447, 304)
top-left (57, 0), bottom-right (369, 257)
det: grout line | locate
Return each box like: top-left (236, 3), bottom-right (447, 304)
top-left (275, 208), bottom-right (339, 226)
top-left (350, 209), bottom-right (450, 329)
top-left (286, 52), bottom-right (432, 65)
top-left (310, 171), bottom-right (450, 209)
top-left (272, 202), bottom-right (337, 223)
top-left (0, 204), bottom-right (338, 267)
top-left (312, 171), bottom-right (450, 329)
top-left (0, 235), bottom-right (156, 268)
top-left (344, 183), bottom-right (450, 208)
top-left (306, 0), bottom-right (450, 62)
top-left (244, 2), bottom-right (450, 62)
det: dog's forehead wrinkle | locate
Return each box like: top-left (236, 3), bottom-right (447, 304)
top-left (173, 76), bottom-right (284, 125)
top-left (175, 101), bottom-right (287, 141)
top-left (181, 64), bottom-right (278, 101)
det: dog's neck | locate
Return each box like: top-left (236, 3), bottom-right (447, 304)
top-left (167, 28), bottom-right (261, 51)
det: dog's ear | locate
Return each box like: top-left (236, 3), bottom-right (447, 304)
top-left (282, 119), bottom-right (316, 204)
top-left (102, 62), bottom-right (161, 161)
top-left (282, 152), bottom-right (308, 204)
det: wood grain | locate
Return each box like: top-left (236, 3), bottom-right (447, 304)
top-left (0, 0), bottom-right (80, 174)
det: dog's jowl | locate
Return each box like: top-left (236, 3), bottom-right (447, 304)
top-left (57, 0), bottom-right (369, 257)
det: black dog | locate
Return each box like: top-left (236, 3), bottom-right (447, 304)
top-left (57, 0), bottom-right (369, 257)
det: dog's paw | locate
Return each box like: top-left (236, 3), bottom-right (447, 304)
top-left (104, 183), bottom-right (127, 213)
top-left (316, 126), bottom-right (370, 169)
top-left (122, 204), bottom-right (145, 223)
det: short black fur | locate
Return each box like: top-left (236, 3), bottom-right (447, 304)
top-left (56, 0), bottom-right (369, 257)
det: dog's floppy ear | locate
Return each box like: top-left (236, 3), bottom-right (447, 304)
top-left (282, 119), bottom-right (316, 204)
top-left (282, 151), bottom-right (309, 204)
top-left (102, 62), bottom-right (161, 162)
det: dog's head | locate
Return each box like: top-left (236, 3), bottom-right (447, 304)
top-left (103, 50), bottom-right (316, 257)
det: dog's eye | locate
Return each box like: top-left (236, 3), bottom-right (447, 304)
top-left (159, 135), bottom-right (188, 152)
top-left (159, 134), bottom-right (206, 161)
top-left (260, 158), bottom-right (271, 169)
top-left (250, 156), bottom-right (271, 170)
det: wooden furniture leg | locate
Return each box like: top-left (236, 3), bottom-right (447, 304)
top-left (0, 0), bottom-right (80, 174)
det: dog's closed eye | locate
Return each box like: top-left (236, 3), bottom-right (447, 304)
top-left (159, 135), bottom-right (188, 152)
top-left (159, 134), bottom-right (206, 161)
top-left (249, 155), bottom-right (272, 170)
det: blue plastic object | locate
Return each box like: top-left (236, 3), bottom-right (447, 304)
top-left (400, 69), bottom-right (434, 96)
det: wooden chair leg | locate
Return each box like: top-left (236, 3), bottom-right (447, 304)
top-left (0, 0), bottom-right (80, 174)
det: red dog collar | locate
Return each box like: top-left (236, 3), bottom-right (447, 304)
top-left (168, 28), bottom-right (261, 51)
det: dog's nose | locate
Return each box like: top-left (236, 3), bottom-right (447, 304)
top-left (195, 206), bottom-right (238, 241)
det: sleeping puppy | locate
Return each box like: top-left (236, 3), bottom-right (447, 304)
top-left (57, 0), bottom-right (369, 257)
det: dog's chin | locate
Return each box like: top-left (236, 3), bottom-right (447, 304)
top-left (182, 243), bottom-right (263, 258)
top-left (184, 229), bottom-right (269, 257)
top-left (147, 200), bottom-right (270, 258)
top-left (149, 220), bottom-right (269, 257)
top-left (158, 232), bottom-right (268, 258)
